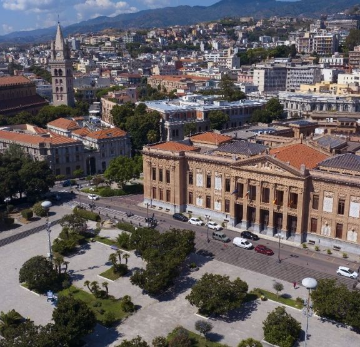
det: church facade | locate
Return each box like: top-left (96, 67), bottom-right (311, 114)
top-left (50, 23), bottom-right (75, 107)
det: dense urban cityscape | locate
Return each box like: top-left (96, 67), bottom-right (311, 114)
top-left (1, 1), bottom-right (360, 346)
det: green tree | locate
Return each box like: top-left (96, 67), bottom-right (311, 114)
top-left (0, 310), bottom-right (23, 339)
top-left (265, 98), bottom-right (284, 119)
top-left (73, 101), bottom-right (90, 116)
top-left (147, 129), bottom-right (158, 144)
top-left (168, 327), bottom-right (191, 347)
top-left (52, 296), bottom-right (96, 346)
top-left (273, 282), bottom-right (284, 298)
top-left (60, 214), bottom-right (87, 234)
top-left (208, 110), bottom-right (230, 130)
top-left (184, 121), bottom-right (197, 137)
top-left (19, 256), bottom-right (59, 293)
top-left (32, 202), bottom-right (47, 217)
top-left (152, 336), bottom-right (168, 347)
top-left (263, 306), bottom-right (301, 347)
top-left (117, 335), bottom-right (150, 347)
top-left (238, 338), bottom-right (263, 347)
top-left (194, 320), bottom-right (213, 340)
top-left (345, 29), bottom-right (360, 51)
top-left (186, 273), bottom-right (248, 316)
top-left (104, 156), bottom-right (136, 188)
top-left (111, 102), bottom-right (135, 129)
top-left (73, 169), bottom-right (84, 178)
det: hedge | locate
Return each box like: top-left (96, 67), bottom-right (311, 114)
top-left (123, 184), bottom-right (143, 195)
top-left (32, 202), bottom-right (47, 217)
top-left (21, 209), bottom-right (33, 220)
top-left (73, 207), bottom-right (101, 221)
top-left (116, 222), bottom-right (135, 233)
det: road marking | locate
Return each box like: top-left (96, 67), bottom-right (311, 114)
top-left (97, 275), bottom-right (114, 283)
top-left (194, 313), bottom-right (209, 320)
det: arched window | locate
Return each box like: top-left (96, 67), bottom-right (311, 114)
top-left (56, 87), bottom-right (59, 92)
top-left (60, 79), bottom-right (63, 84)
top-left (60, 87), bottom-right (63, 92)
top-left (58, 69), bottom-right (63, 76)
top-left (55, 79), bottom-right (58, 85)
top-left (54, 69), bottom-right (58, 76)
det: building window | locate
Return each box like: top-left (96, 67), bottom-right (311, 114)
top-left (206, 196), bottom-right (211, 208)
top-left (166, 170), bottom-right (170, 183)
top-left (188, 192), bottom-right (193, 204)
top-left (312, 194), bottom-right (319, 210)
top-left (159, 189), bottom-right (163, 201)
top-left (225, 199), bottom-right (230, 213)
top-left (310, 218), bottom-right (317, 233)
top-left (261, 187), bottom-right (270, 203)
top-left (66, 156), bottom-right (70, 163)
top-left (274, 190), bottom-right (283, 206)
top-left (166, 190), bottom-right (171, 202)
top-left (159, 169), bottom-right (163, 182)
top-left (55, 168), bottom-right (60, 175)
top-left (66, 167), bottom-right (70, 175)
top-left (236, 182), bottom-right (244, 197)
top-left (225, 178), bottom-right (231, 192)
top-left (289, 193), bottom-right (298, 209)
top-left (152, 187), bottom-right (157, 199)
top-left (206, 175), bottom-right (211, 188)
top-left (249, 185), bottom-right (257, 200)
top-left (55, 158), bottom-right (59, 164)
top-left (336, 223), bottom-right (343, 239)
top-left (337, 199), bottom-right (345, 215)
top-left (152, 168), bottom-right (156, 180)
top-left (189, 172), bottom-right (193, 185)
top-left (76, 155), bottom-right (79, 161)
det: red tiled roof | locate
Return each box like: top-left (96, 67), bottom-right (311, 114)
top-left (87, 127), bottom-right (127, 140)
top-left (0, 130), bottom-right (80, 146)
top-left (270, 143), bottom-right (329, 170)
top-left (151, 141), bottom-right (197, 152)
top-left (0, 75), bottom-right (32, 86)
top-left (48, 118), bottom-right (80, 131)
top-left (190, 132), bottom-right (232, 145)
top-left (72, 128), bottom-right (91, 136)
top-left (0, 95), bottom-right (48, 113)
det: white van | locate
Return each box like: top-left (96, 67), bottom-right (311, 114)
top-left (233, 237), bottom-right (253, 249)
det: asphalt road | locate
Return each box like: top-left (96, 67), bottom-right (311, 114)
top-left (55, 187), bottom-right (357, 288)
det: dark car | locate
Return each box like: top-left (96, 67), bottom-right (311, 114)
top-left (172, 213), bottom-right (189, 222)
top-left (62, 180), bottom-right (71, 187)
top-left (254, 245), bottom-right (274, 256)
top-left (241, 231), bottom-right (260, 241)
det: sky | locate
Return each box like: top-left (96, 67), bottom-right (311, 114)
top-left (0, 0), bottom-right (220, 35)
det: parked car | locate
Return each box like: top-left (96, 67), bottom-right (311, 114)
top-left (188, 217), bottom-right (204, 226)
top-left (62, 180), bottom-right (71, 187)
top-left (233, 237), bottom-right (253, 249)
top-left (173, 213), bottom-right (188, 222)
top-left (206, 221), bottom-right (222, 230)
top-left (254, 245), bottom-right (274, 255)
top-left (241, 231), bottom-right (260, 241)
top-left (88, 194), bottom-right (99, 200)
top-left (337, 266), bottom-right (358, 279)
top-left (212, 231), bottom-right (231, 243)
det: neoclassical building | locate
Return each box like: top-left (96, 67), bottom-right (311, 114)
top-left (142, 135), bottom-right (360, 252)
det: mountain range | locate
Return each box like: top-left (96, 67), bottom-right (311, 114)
top-left (0, 0), bottom-right (359, 44)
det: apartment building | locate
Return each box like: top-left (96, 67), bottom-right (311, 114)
top-left (143, 140), bottom-right (360, 253)
top-left (286, 66), bottom-right (322, 92)
top-left (148, 75), bottom-right (210, 93)
top-left (253, 65), bottom-right (287, 93)
top-left (349, 45), bottom-right (360, 69)
top-left (296, 32), bottom-right (338, 55)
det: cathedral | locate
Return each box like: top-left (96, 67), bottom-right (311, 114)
top-left (50, 22), bottom-right (75, 107)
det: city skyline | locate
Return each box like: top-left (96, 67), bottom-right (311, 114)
top-left (0, 0), bottom-right (219, 36)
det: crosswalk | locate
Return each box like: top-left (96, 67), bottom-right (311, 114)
top-left (64, 201), bottom-right (146, 224)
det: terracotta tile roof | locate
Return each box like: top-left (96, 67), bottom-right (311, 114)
top-left (151, 141), bottom-right (197, 152)
top-left (0, 95), bottom-right (48, 113)
top-left (190, 132), bottom-right (232, 145)
top-left (0, 130), bottom-right (80, 146)
top-left (86, 127), bottom-right (127, 140)
top-left (33, 126), bottom-right (48, 134)
top-left (47, 118), bottom-right (80, 131)
top-left (72, 128), bottom-right (91, 136)
top-left (0, 75), bottom-right (32, 86)
top-left (270, 143), bottom-right (329, 170)
top-left (318, 154), bottom-right (360, 172)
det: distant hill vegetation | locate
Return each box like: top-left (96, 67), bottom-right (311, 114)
top-left (0, 0), bottom-right (359, 43)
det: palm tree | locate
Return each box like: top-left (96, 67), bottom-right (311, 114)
top-left (102, 282), bottom-right (109, 297)
top-left (123, 253), bottom-right (130, 265)
top-left (53, 255), bottom-right (64, 274)
top-left (63, 261), bottom-right (69, 273)
top-left (84, 280), bottom-right (91, 292)
top-left (0, 310), bottom-right (23, 337)
top-left (116, 250), bottom-right (123, 264)
top-left (108, 253), bottom-right (117, 267)
top-left (90, 281), bottom-right (100, 296)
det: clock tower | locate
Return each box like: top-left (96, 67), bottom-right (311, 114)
top-left (50, 22), bottom-right (74, 107)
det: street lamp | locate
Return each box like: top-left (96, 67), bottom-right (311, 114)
top-left (4, 197), bottom-right (11, 213)
top-left (302, 277), bottom-right (318, 347)
top-left (205, 214), bottom-right (210, 243)
top-left (276, 232), bottom-right (283, 263)
top-left (41, 201), bottom-right (53, 262)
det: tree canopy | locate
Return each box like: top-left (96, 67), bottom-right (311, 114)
top-left (250, 98), bottom-right (284, 124)
top-left (186, 273), bottom-right (248, 316)
top-left (262, 306), bottom-right (301, 347)
top-left (219, 75), bottom-right (246, 101)
top-left (104, 156), bottom-right (140, 188)
top-left (208, 110), bottom-right (230, 130)
top-left (345, 29), bottom-right (360, 51)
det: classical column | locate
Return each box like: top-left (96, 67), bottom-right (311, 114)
top-left (266, 183), bottom-right (275, 236)
top-left (281, 188), bottom-right (289, 239)
top-left (240, 180), bottom-right (249, 229)
top-left (253, 181), bottom-right (261, 233)
top-left (294, 190), bottom-right (304, 244)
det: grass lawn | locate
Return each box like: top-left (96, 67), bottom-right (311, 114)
top-left (250, 288), bottom-right (303, 309)
top-left (92, 235), bottom-right (117, 247)
top-left (99, 266), bottom-right (122, 281)
top-left (59, 286), bottom-right (129, 325)
top-left (168, 327), bottom-right (228, 347)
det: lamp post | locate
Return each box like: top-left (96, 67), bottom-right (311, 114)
top-left (4, 197), bottom-right (11, 213)
top-left (205, 214), bottom-right (210, 243)
top-left (302, 277), bottom-right (318, 347)
top-left (41, 201), bottom-right (53, 262)
top-left (277, 232), bottom-right (283, 263)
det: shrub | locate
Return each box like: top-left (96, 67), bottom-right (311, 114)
top-left (152, 336), bottom-right (168, 347)
top-left (342, 252), bottom-right (348, 259)
top-left (327, 249), bottom-right (332, 255)
top-left (70, 179), bottom-right (77, 185)
top-left (115, 263), bottom-right (128, 276)
top-left (123, 184), bottom-right (143, 194)
top-left (6, 204), bottom-right (14, 213)
top-left (97, 187), bottom-right (126, 197)
top-left (56, 174), bottom-right (66, 181)
top-left (103, 311), bottom-right (117, 327)
top-left (120, 295), bottom-right (135, 313)
top-left (295, 297), bottom-right (304, 306)
top-left (3, 217), bottom-right (14, 226)
top-left (92, 301), bottom-right (102, 308)
top-left (52, 234), bottom-right (84, 255)
top-left (32, 202), bottom-right (47, 217)
top-left (169, 327), bottom-right (191, 347)
top-left (117, 232), bottom-right (131, 249)
top-left (302, 243), bottom-right (307, 249)
top-left (117, 222), bottom-right (135, 233)
top-left (21, 209), bottom-right (33, 220)
top-left (238, 338), bottom-right (263, 347)
top-left (73, 207), bottom-right (100, 221)
top-left (314, 245), bottom-right (320, 251)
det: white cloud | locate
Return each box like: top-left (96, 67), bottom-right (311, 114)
top-left (74, 0), bottom-right (137, 20)
top-left (1, 24), bottom-right (13, 34)
top-left (142, 0), bottom-right (170, 9)
top-left (1, 0), bottom-right (81, 13)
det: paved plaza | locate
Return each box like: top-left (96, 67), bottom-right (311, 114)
top-left (0, 206), bottom-right (359, 346)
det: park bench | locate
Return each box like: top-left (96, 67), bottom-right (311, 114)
top-left (307, 240), bottom-right (316, 245)
top-left (333, 245), bottom-right (341, 251)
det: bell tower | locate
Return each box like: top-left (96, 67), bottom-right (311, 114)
top-left (50, 22), bottom-right (74, 107)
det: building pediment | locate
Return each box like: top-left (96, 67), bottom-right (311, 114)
top-left (232, 155), bottom-right (307, 178)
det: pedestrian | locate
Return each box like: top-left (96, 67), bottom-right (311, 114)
top-left (293, 281), bottom-right (297, 289)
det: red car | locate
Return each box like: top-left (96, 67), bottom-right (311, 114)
top-left (255, 245), bottom-right (274, 256)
